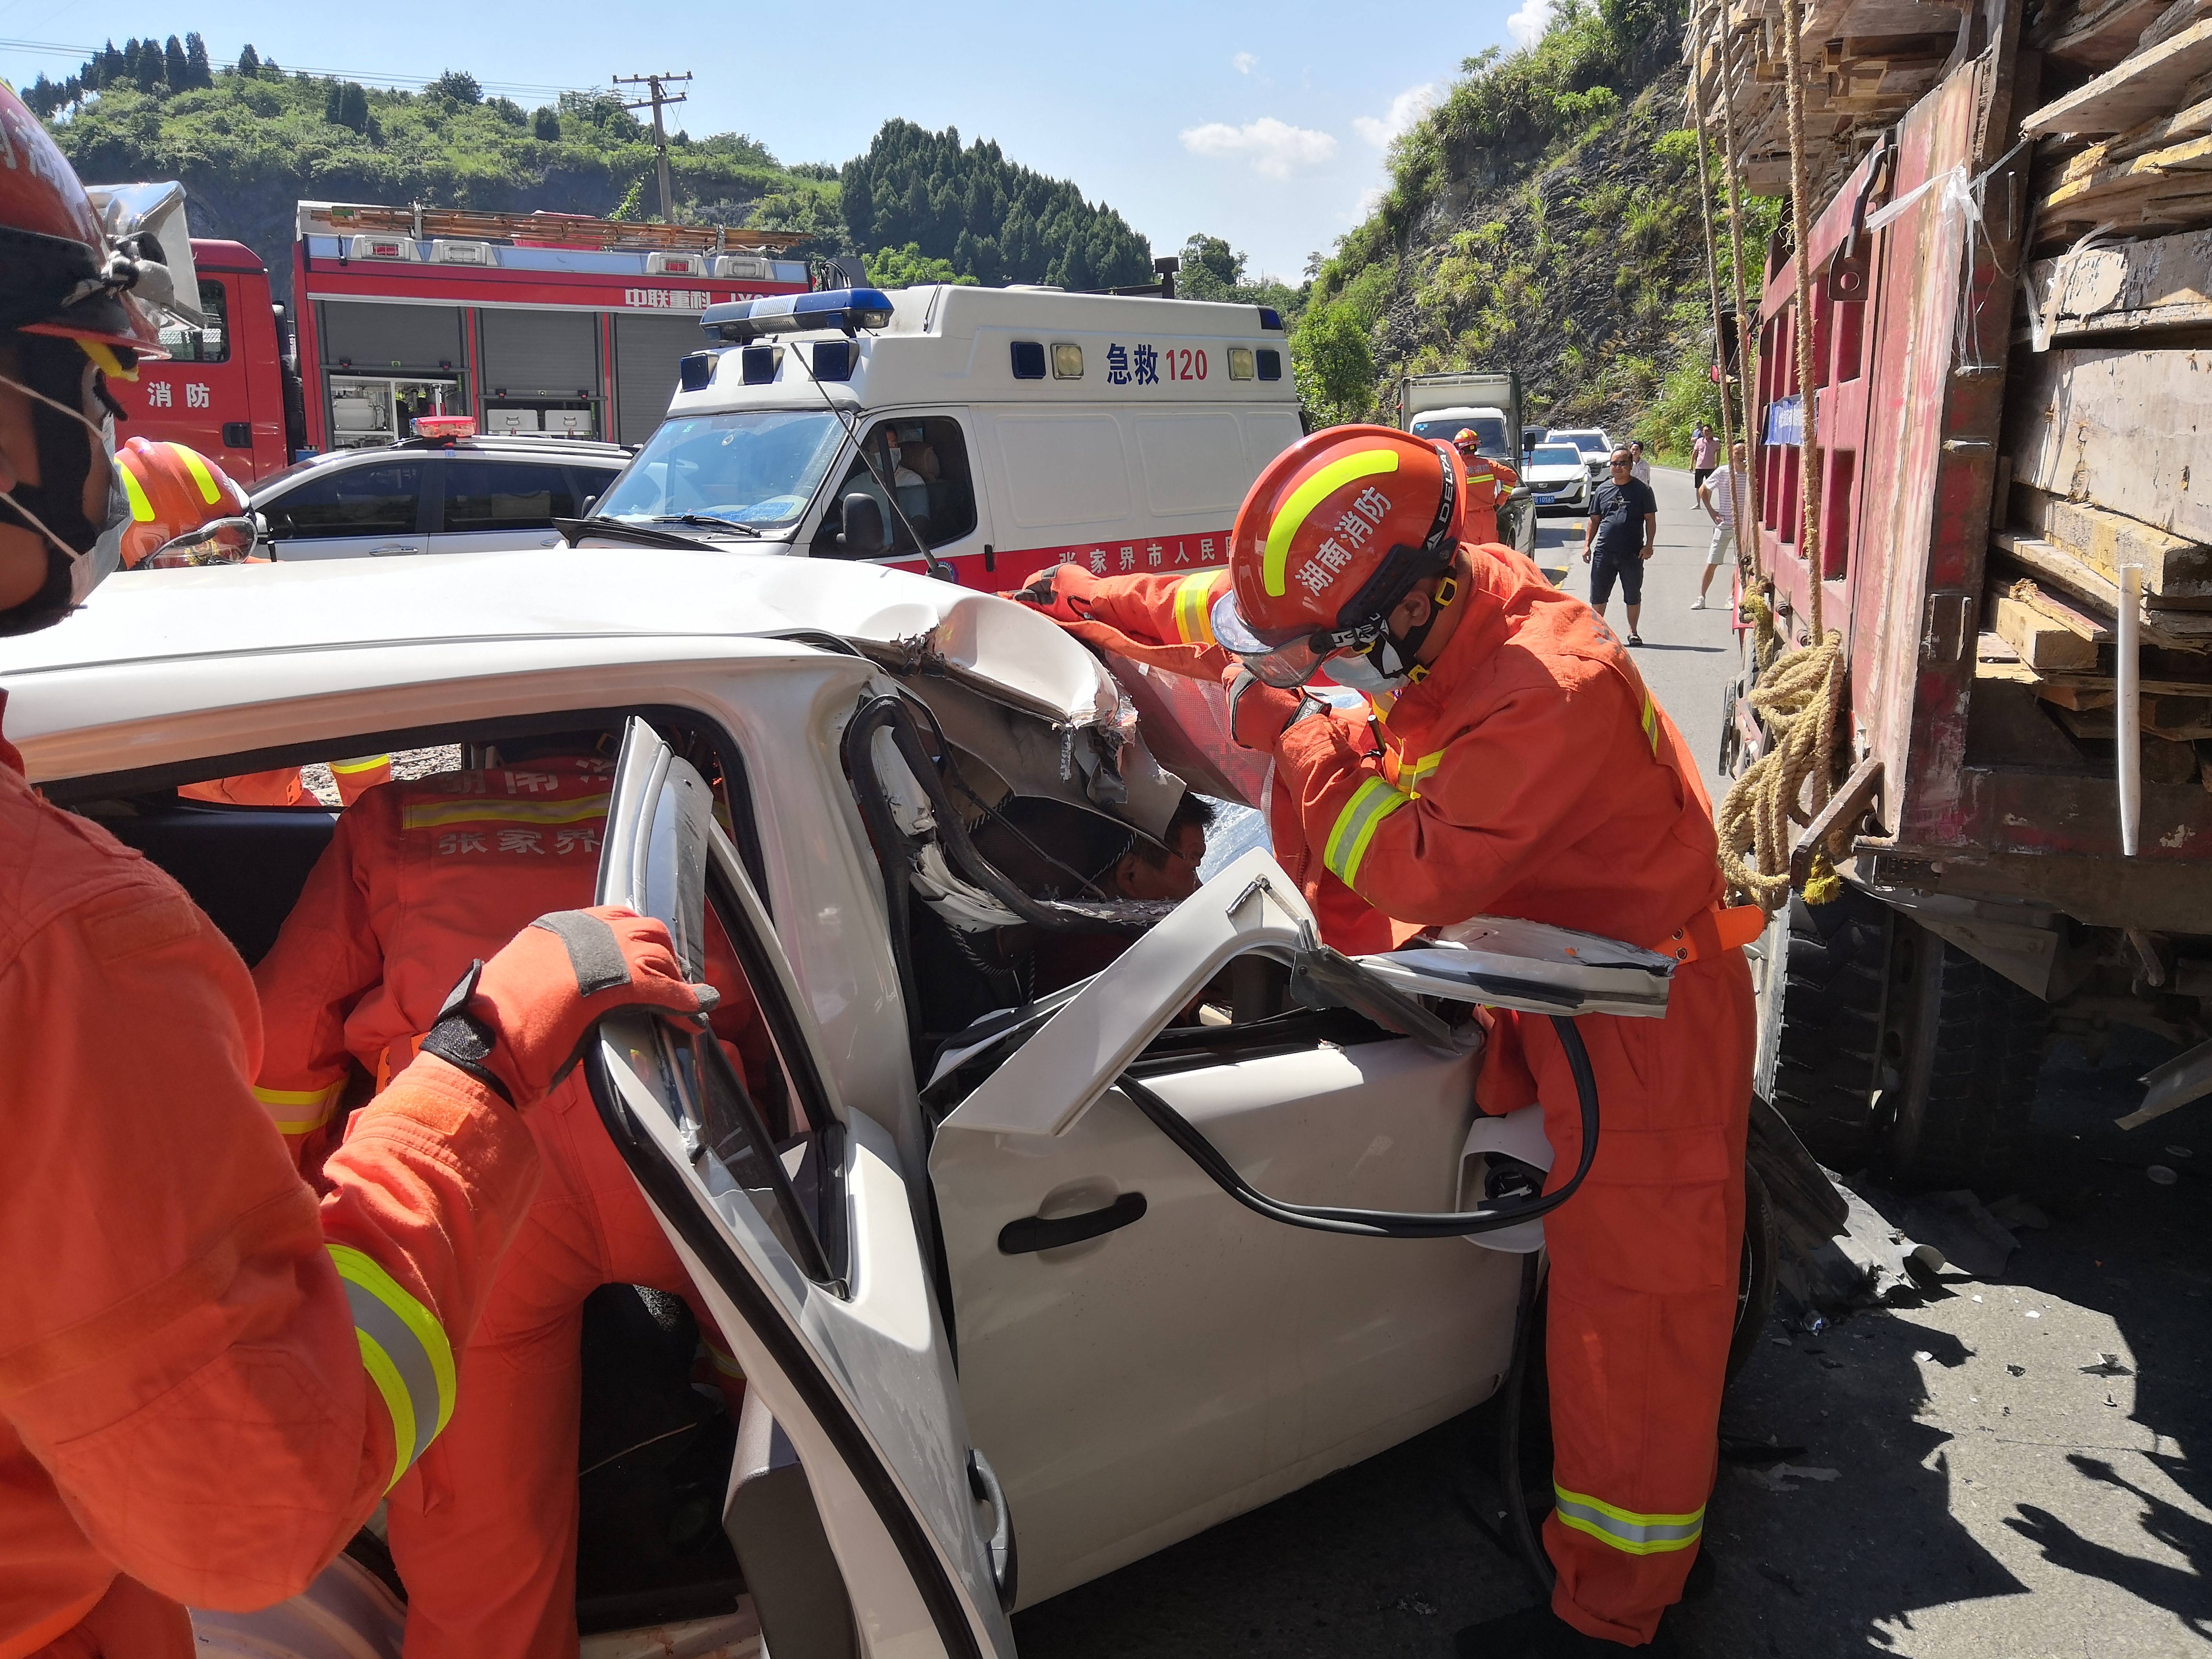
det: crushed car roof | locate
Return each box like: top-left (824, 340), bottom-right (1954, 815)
top-left (0, 547), bottom-right (1120, 730)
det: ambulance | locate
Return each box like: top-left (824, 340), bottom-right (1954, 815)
top-left (576, 284), bottom-right (1306, 591)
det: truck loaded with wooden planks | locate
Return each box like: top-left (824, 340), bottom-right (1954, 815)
top-left (1686, 0), bottom-right (2212, 1187)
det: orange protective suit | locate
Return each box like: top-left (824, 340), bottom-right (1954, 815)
top-left (252, 755), bottom-right (752, 1659)
top-left (0, 716), bottom-right (540, 1659)
top-left (180, 754), bottom-right (392, 809)
top-left (1020, 550), bottom-right (1756, 1645)
top-left (1459, 455), bottom-right (1520, 545)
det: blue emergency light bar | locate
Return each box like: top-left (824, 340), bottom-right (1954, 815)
top-left (701, 288), bottom-right (895, 342)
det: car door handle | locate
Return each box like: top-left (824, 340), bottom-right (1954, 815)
top-left (368, 543), bottom-right (414, 555)
top-left (996, 1192), bottom-right (1147, 1255)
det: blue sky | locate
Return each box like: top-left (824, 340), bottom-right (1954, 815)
top-left (1, 0), bottom-right (1561, 279)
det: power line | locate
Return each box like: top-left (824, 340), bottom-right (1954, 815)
top-left (0, 35), bottom-right (601, 99)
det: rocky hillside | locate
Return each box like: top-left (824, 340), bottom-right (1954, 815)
top-left (1295, 0), bottom-right (1779, 450)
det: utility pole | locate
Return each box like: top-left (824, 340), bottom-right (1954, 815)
top-left (613, 71), bottom-right (692, 222)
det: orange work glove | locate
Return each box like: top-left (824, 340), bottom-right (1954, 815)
top-left (416, 906), bottom-right (719, 1108)
top-left (1224, 665), bottom-right (1327, 751)
top-left (1004, 561), bottom-right (1103, 623)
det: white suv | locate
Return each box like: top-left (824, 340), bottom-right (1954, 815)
top-left (251, 434), bottom-right (630, 561)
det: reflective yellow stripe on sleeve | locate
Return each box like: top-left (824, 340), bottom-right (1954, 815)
top-left (253, 1081), bottom-right (343, 1136)
top-left (329, 754), bottom-right (390, 776)
top-left (1639, 694), bottom-right (1661, 757)
top-left (1321, 776), bottom-right (1411, 890)
top-left (327, 1243), bottom-right (458, 1492)
top-left (1552, 1484), bottom-right (1705, 1556)
top-left (400, 794), bottom-right (610, 830)
top-left (1172, 570), bottom-right (1220, 645)
top-left (1390, 749), bottom-right (1446, 798)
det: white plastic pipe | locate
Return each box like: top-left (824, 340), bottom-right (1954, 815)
top-left (2119, 563), bottom-right (2142, 857)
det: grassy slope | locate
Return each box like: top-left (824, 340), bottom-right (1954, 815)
top-left (1299, 0), bottom-right (1776, 452)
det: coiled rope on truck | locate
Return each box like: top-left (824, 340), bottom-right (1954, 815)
top-left (1706, 0), bottom-right (1850, 909)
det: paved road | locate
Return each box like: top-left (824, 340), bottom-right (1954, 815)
top-left (1017, 467), bottom-right (2212, 1657)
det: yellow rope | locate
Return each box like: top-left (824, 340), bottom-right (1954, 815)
top-left (1687, 9), bottom-right (1740, 485)
top-left (1780, 0), bottom-right (1826, 650)
top-left (1714, 13), bottom-right (1764, 554)
top-left (1716, 629), bottom-right (1848, 908)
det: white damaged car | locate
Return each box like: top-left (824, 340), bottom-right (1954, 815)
top-left (1, 549), bottom-right (1780, 1657)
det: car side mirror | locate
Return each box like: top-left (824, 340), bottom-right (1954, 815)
top-left (841, 493), bottom-right (886, 555)
top-left (580, 494), bottom-right (598, 514)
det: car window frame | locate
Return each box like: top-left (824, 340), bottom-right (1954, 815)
top-left (261, 453), bottom-right (434, 542)
top-left (428, 453), bottom-right (602, 537)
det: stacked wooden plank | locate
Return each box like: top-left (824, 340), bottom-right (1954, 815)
top-left (1992, 0), bottom-right (2212, 781)
top-left (2024, 0), bottom-right (2212, 240)
top-left (1687, 0), bottom-right (1971, 199)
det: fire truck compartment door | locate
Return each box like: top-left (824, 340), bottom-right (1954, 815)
top-left (614, 313), bottom-right (704, 445)
top-left (481, 308), bottom-right (601, 408)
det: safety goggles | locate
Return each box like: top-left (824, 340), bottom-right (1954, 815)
top-left (1210, 590), bottom-right (1386, 688)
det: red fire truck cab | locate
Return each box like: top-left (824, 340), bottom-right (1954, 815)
top-left (112, 238), bottom-right (295, 485)
top-left (111, 201), bottom-right (812, 485)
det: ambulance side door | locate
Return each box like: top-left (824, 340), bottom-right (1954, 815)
top-left (591, 717), bottom-right (1018, 1657)
top-left (807, 410), bottom-right (995, 585)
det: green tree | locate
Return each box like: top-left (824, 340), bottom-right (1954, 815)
top-left (184, 33), bottom-right (212, 90)
top-left (236, 44), bottom-right (260, 76)
top-left (532, 105), bottom-right (560, 141)
top-left (164, 36), bottom-right (190, 93)
top-left (1292, 305), bottom-right (1376, 424)
top-left (427, 70), bottom-right (482, 105)
top-left (864, 243), bottom-right (977, 287)
top-left (1179, 233), bottom-right (1244, 295)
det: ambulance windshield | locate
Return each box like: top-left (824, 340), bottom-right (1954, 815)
top-left (595, 410), bottom-right (846, 533)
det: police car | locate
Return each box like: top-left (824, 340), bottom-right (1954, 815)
top-left (1, 550), bottom-right (1780, 1656)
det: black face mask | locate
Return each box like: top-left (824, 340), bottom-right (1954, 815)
top-left (0, 333), bottom-right (120, 637)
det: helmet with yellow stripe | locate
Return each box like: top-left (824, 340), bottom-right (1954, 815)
top-left (114, 437), bottom-right (254, 568)
top-left (1212, 425), bottom-right (1464, 689)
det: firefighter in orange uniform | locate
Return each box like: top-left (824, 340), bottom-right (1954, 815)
top-left (103, 436), bottom-right (394, 808)
top-left (0, 86), bottom-right (713, 1659)
top-left (1016, 426), bottom-right (1758, 1654)
top-left (1453, 426), bottom-right (1520, 546)
top-left (251, 745), bottom-right (762, 1659)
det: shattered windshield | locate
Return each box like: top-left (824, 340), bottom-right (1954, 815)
top-left (594, 409), bottom-right (847, 532)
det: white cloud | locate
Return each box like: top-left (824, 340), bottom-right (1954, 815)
top-left (1232, 51), bottom-right (1258, 75)
top-left (1507, 0), bottom-right (1560, 48)
top-left (1179, 117), bottom-right (1339, 180)
top-left (1353, 83), bottom-right (1439, 148)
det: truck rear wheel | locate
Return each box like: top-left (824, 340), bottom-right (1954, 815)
top-left (1764, 887), bottom-right (1891, 1174)
top-left (1882, 929), bottom-right (2048, 1189)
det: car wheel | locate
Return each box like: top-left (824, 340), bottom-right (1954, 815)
top-left (1726, 1161), bottom-right (1778, 1383)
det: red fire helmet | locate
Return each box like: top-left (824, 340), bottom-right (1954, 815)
top-left (0, 81), bottom-right (166, 357)
top-left (115, 438), bottom-right (251, 568)
top-left (1212, 425), bottom-right (1464, 687)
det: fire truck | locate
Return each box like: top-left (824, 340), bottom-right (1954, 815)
top-left (1696, 0), bottom-right (2212, 1182)
top-left (112, 201), bottom-right (811, 483)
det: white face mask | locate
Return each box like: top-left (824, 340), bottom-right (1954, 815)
top-left (0, 367), bottom-right (126, 633)
top-left (1327, 643), bottom-right (1408, 696)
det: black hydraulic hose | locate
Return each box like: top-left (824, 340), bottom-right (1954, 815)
top-left (1114, 1014), bottom-right (1601, 1239)
top-left (1500, 1251), bottom-right (1557, 1592)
